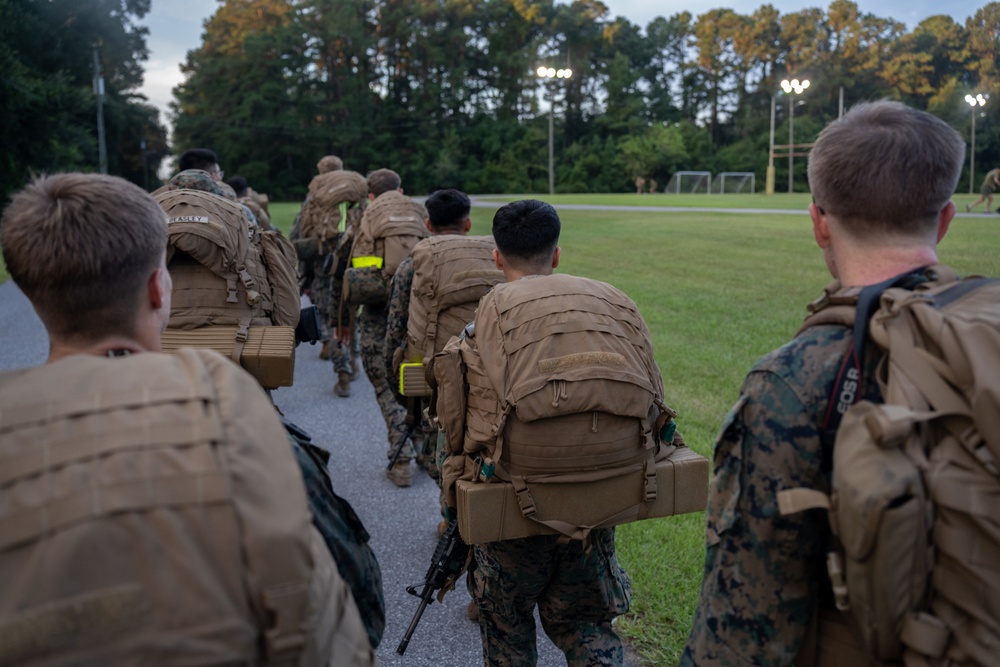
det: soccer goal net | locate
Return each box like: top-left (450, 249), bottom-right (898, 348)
top-left (711, 172), bottom-right (756, 194)
top-left (665, 171), bottom-right (711, 194)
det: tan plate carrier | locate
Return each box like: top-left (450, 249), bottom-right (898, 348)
top-left (456, 445), bottom-right (709, 544)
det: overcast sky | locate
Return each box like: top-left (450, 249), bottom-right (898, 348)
top-left (138, 0), bottom-right (989, 127)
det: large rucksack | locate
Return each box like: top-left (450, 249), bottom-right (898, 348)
top-left (0, 349), bottom-right (374, 666)
top-left (432, 274), bottom-right (699, 542)
top-left (298, 171), bottom-right (368, 257)
top-left (393, 235), bottom-right (504, 396)
top-left (345, 191), bottom-right (428, 306)
top-left (155, 189), bottom-right (300, 386)
top-left (777, 265), bottom-right (1000, 667)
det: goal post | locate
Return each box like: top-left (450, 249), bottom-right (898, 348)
top-left (665, 171), bottom-right (711, 194)
top-left (711, 172), bottom-right (756, 194)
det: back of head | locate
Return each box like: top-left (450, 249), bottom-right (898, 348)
top-left (178, 148), bottom-right (220, 173)
top-left (317, 155), bottom-right (343, 174)
top-left (225, 175), bottom-right (250, 198)
top-left (1, 173), bottom-right (167, 341)
top-left (492, 199), bottom-right (560, 272)
top-left (425, 189), bottom-right (471, 231)
top-left (808, 100), bottom-right (964, 239)
top-left (367, 168), bottom-right (401, 197)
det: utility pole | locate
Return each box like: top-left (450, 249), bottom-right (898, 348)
top-left (92, 43), bottom-right (107, 174)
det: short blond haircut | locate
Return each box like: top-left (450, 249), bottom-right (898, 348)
top-left (808, 100), bottom-right (964, 238)
top-left (1, 173), bottom-right (167, 341)
top-left (317, 155), bottom-right (343, 174)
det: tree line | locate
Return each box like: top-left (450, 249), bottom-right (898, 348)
top-left (0, 0), bottom-right (169, 203)
top-left (3, 0), bottom-right (999, 203)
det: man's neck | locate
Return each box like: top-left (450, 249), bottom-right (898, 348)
top-left (834, 246), bottom-right (939, 287)
top-left (47, 336), bottom-right (151, 364)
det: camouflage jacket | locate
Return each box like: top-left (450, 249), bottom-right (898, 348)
top-left (681, 319), bottom-right (881, 666)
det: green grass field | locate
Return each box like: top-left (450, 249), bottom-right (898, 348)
top-left (4, 195), bottom-right (999, 664)
top-left (268, 198), bottom-right (1000, 664)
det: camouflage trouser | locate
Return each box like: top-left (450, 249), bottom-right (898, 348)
top-left (311, 272), bottom-right (334, 341)
top-left (358, 305), bottom-right (412, 460)
top-left (469, 528), bottom-right (630, 666)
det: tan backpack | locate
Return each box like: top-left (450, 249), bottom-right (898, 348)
top-left (395, 235), bottom-right (504, 396)
top-left (0, 349), bottom-right (373, 666)
top-left (299, 171), bottom-right (368, 252)
top-left (778, 265), bottom-right (1000, 667)
top-left (433, 274), bottom-right (689, 542)
top-left (155, 189), bottom-right (300, 384)
top-left (345, 191), bottom-right (428, 305)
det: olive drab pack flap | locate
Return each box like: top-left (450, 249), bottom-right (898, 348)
top-left (778, 266), bottom-right (1000, 667)
top-left (433, 273), bottom-right (701, 542)
top-left (395, 235), bottom-right (503, 396)
top-left (0, 349), bottom-right (352, 665)
top-left (346, 192), bottom-right (428, 306)
top-left (299, 171), bottom-right (368, 252)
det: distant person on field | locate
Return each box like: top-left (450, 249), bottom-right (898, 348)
top-left (0, 173), bottom-right (375, 665)
top-left (681, 101), bottom-right (966, 665)
top-left (966, 166), bottom-right (1000, 213)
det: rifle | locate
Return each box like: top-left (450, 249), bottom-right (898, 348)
top-left (396, 519), bottom-right (470, 655)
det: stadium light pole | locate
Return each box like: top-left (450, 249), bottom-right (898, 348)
top-left (767, 94), bottom-right (777, 195)
top-left (781, 78), bottom-right (810, 193)
top-left (536, 66), bottom-right (573, 195)
top-left (965, 93), bottom-right (988, 194)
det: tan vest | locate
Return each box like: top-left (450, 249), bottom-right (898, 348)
top-left (0, 349), bottom-right (373, 666)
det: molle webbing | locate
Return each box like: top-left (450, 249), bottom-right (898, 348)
top-left (484, 275), bottom-right (658, 422)
top-left (165, 254), bottom-right (272, 329)
top-left (352, 191), bottom-right (428, 278)
top-left (499, 412), bottom-right (646, 476)
top-left (0, 350), bottom-right (313, 665)
top-left (405, 235), bottom-right (502, 363)
top-left (463, 274), bottom-right (668, 542)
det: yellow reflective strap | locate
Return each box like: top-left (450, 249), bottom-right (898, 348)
top-left (351, 256), bottom-right (383, 269)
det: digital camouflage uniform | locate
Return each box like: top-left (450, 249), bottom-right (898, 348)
top-left (470, 529), bottom-right (631, 667)
top-left (676, 274), bottom-right (948, 666)
top-left (384, 256), bottom-right (437, 478)
top-left (165, 169), bottom-right (231, 198)
top-left (358, 300), bottom-right (414, 462)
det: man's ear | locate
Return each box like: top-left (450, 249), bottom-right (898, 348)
top-left (936, 201), bottom-right (955, 243)
top-left (463, 217), bottom-right (472, 233)
top-left (148, 266), bottom-right (171, 313)
top-left (551, 247), bottom-right (560, 269)
top-left (368, 193), bottom-right (376, 201)
top-left (425, 219), bottom-right (433, 232)
top-left (492, 248), bottom-right (504, 270)
top-left (809, 203), bottom-right (830, 250)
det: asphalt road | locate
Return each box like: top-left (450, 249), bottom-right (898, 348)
top-left (0, 282), bottom-right (626, 666)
